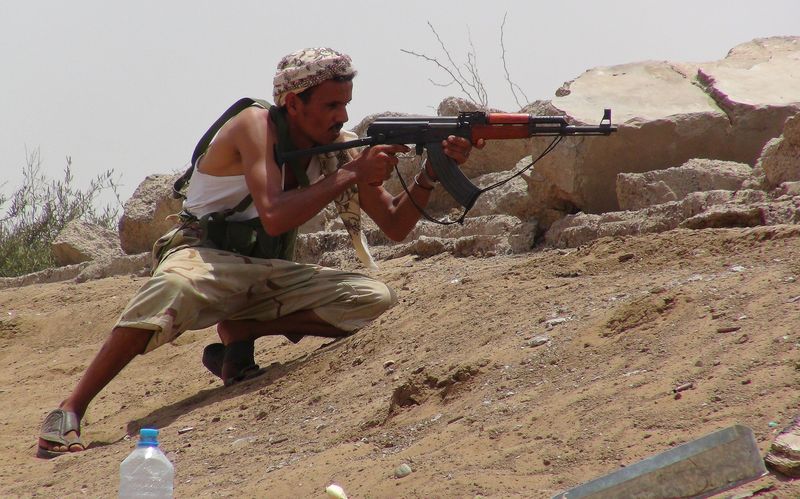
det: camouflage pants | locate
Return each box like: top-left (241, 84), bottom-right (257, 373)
top-left (115, 227), bottom-right (396, 353)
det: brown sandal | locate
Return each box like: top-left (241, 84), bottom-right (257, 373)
top-left (37, 409), bottom-right (85, 459)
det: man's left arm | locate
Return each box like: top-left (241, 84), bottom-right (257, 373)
top-left (358, 135), bottom-right (482, 241)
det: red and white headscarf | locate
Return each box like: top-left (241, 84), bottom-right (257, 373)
top-left (273, 48), bottom-right (357, 107)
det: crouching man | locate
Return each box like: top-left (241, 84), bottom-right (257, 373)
top-left (37, 47), bottom-right (481, 458)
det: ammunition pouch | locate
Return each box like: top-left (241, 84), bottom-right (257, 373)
top-left (198, 213), bottom-right (296, 261)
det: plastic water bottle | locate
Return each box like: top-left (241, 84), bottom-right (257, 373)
top-left (119, 428), bottom-right (174, 498)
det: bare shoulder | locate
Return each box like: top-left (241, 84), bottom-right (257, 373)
top-left (228, 106), bottom-right (271, 144)
top-left (200, 106), bottom-right (272, 175)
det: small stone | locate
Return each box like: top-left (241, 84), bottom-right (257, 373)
top-left (618, 253), bottom-right (635, 263)
top-left (545, 318), bottom-right (568, 329)
top-left (178, 427), bottom-right (195, 435)
top-left (232, 436), bottom-right (256, 447)
top-left (383, 360), bottom-right (396, 370)
top-left (717, 326), bottom-right (741, 334)
top-left (394, 463), bottom-right (413, 478)
top-left (528, 335), bottom-right (550, 347)
top-left (735, 334), bottom-right (750, 344)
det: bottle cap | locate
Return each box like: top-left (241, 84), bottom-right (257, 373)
top-left (138, 428), bottom-right (159, 447)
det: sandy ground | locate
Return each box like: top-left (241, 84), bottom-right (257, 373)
top-left (2, 225), bottom-right (800, 498)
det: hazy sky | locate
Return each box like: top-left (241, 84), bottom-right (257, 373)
top-left (1, 0), bottom-right (798, 209)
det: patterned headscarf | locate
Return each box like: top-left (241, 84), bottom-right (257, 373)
top-left (273, 48), bottom-right (357, 106)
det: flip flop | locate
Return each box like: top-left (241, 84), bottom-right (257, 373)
top-left (202, 341), bottom-right (265, 387)
top-left (37, 408), bottom-right (86, 459)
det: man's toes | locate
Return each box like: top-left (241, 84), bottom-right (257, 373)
top-left (39, 438), bottom-right (66, 453)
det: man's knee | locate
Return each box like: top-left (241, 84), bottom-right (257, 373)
top-left (108, 327), bottom-right (153, 357)
top-left (369, 281), bottom-right (397, 315)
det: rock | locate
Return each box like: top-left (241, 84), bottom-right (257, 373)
top-left (394, 463), bottom-right (413, 478)
top-left (766, 418), bottom-right (800, 477)
top-left (75, 253), bottom-right (150, 282)
top-left (616, 159), bottom-right (752, 211)
top-left (531, 37), bottom-right (800, 221)
top-left (529, 336), bottom-right (550, 347)
top-left (756, 113), bottom-right (800, 189)
top-left (543, 188), bottom-right (789, 248)
top-left (118, 174), bottom-right (183, 255)
top-left (777, 181), bottom-right (800, 197)
top-left (469, 162), bottom-right (540, 220)
top-left (51, 219), bottom-right (123, 266)
top-left (377, 216), bottom-right (537, 259)
top-left (680, 206), bottom-right (764, 229)
top-left (299, 204), bottom-right (338, 234)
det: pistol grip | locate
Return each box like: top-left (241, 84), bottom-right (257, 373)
top-left (426, 142), bottom-right (482, 212)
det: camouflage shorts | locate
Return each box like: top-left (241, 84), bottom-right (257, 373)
top-left (115, 226), bottom-right (396, 353)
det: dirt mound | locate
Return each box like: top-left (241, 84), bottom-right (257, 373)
top-left (3, 226), bottom-right (800, 497)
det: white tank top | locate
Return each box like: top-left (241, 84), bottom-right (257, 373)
top-left (182, 157), bottom-right (324, 222)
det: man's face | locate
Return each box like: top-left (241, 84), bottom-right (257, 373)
top-left (292, 79), bottom-right (352, 146)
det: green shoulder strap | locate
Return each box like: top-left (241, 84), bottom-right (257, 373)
top-left (173, 97), bottom-right (272, 198)
top-left (269, 106), bottom-right (310, 188)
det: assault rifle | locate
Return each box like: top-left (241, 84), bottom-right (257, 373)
top-left (277, 109), bottom-right (617, 216)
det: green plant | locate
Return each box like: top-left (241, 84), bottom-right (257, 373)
top-left (0, 149), bottom-right (122, 277)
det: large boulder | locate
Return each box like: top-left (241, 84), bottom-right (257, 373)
top-left (755, 113), bottom-right (800, 189)
top-left (617, 158), bottom-right (752, 211)
top-left (531, 37), bottom-right (800, 219)
top-left (118, 174), bottom-right (183, 254)
top-left (51, 219), bottom-right (123, 266)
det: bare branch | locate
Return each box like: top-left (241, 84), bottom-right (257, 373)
top-left (501, 12), bottom-right (529, 110)
top-left (400, 48), bottom-right (477, 102)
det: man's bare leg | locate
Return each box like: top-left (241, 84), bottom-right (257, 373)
top-left (39, 327), bottom-right (152, 454)
top-left (216, 310), bottom-right (348, 345)
top-left (207, 311), bottom-right (348, 383)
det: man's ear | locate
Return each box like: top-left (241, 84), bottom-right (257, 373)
top-left (284, 93), bottom-right (301, 117)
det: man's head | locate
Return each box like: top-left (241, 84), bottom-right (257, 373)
top-left (273, 48), bottom-right (357, 146)
top-left (273, 47), bottom-right (357, 107)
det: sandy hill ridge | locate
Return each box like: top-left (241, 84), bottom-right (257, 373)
top-left (2, 225), bottom-right (800, 497)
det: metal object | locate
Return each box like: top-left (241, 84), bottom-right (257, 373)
top-left (552, 425), bottom-right (767, 499)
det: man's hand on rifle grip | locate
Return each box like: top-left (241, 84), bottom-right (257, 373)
top-left (352, 144), bottom-right (410, 186)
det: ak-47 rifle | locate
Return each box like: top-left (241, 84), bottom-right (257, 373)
top-left (277, 109), bottom-right (617, 223)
